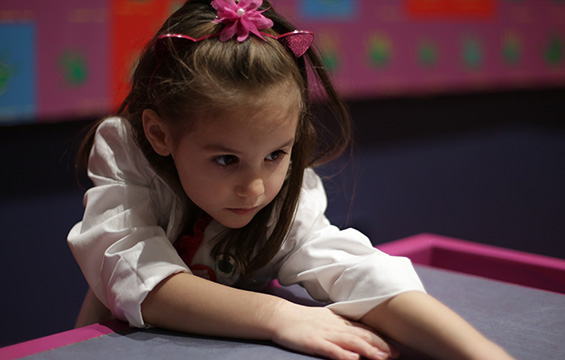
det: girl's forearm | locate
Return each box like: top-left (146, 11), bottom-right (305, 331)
top-left (141, 272), bottom-right (284, 339)
top-left (360, 291), bottom-right (515, 360)
top-left (141, 273), bottom-right (398, 360)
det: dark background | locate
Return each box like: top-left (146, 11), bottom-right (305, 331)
top-left (1, 87), bottom-right (564, 347)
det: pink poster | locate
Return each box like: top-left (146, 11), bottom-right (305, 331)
top-left (275, 0), bottom-right (565, 98)
top-left (35, 0), bottom-right (109, 122)
top-left (0, 0), bottom-right (563, 123)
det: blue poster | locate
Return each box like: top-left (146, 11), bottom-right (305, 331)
top-left (301, 0), bottom-right (358, 21)
top-left (0, 23), bottom-right (36, 123)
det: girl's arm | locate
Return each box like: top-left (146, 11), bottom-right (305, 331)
top-left (361, 291), bottom-right (515, 360)
top-left (142, 272), bottom-right (395, 360)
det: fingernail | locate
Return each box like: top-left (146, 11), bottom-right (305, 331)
top-left (376, 350), bottom-right (389, 359)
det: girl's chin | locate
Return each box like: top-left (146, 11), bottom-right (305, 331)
top-left (213, 211), bottom-right (257, 229)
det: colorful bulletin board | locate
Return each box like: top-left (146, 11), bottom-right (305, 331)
top-left (0, 0), bottom-right (564, 125)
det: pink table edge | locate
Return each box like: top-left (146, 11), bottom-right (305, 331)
top-left (0, 319), bottom-right (129, 360)
top-left (377, 233), bottom-right (565, 293)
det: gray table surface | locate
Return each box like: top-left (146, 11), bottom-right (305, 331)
top-left (26, 265), bottom-right (565, 359)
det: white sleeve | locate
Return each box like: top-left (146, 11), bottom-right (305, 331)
top-left (67, 118), bottom-right (189, 328)
top-left (277, 169), bottom-right (425, 320)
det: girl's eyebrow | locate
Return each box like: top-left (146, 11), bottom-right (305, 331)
top-left (202, 144), bottom-right (240, 154)
top-left (276, 138), bottom-right (295, 149)
top-left (202, 138), bottom-right (295, 154)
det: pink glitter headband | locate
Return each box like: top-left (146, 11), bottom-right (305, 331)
top-left (148, 30), bottom-right (313, 88)
top-left (156, 30), bottom-right (314, 58)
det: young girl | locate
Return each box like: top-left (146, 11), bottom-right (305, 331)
top-left (68, 1), bottom-right (514, 359)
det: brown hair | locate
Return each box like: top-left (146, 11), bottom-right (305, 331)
top-left (78, 0), bottom-right (351, 276)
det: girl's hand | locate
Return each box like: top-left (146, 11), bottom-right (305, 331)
top-left (361, 292), bottom-right (516, 360)
top-left (269, 301), bottom-right (397, 360)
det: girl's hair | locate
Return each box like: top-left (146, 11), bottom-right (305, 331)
top-left (78, 0), bottom-right (351, 276)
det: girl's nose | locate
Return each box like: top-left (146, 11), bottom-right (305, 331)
top-left (235, 176), bottom-right (265, 199)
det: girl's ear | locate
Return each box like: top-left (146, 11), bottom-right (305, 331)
top-left (142, 109), bottom-right (173, 156)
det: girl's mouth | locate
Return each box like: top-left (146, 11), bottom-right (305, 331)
top-left (227, 207), bottom-right (258, 215)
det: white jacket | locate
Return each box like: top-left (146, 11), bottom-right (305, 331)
top-left (68, 117), bottom-right (425, 328)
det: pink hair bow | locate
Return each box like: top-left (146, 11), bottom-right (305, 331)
top-left (211, 0), bottom-right (274, 42)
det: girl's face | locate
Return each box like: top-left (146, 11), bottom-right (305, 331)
top-left (168, 92), bottom-right (299, 229)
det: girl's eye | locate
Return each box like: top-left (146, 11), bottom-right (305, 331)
top-left (214, 155), bottom-right (238, 166)
top-left (265, 150), bottom-right (286, 162)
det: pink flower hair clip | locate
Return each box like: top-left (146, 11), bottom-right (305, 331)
top-left (208, 0), bottom-right (314, 57)
top-left (211, 0), bottom-right (273, 42)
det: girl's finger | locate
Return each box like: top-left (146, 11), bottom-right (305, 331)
top-left (345, 321), bottom-right (396, 356)
top-left (330, 333), bottom-right (390, 360)
top-left (308, 339), bottom-right (361, 360)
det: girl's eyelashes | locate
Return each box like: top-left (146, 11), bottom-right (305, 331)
top-left (214, 155), bottom-right (238, 166)
top-left (213, 150), bottom-right (288, 167)
top-left (265, 150), bottom-right (287, 162)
